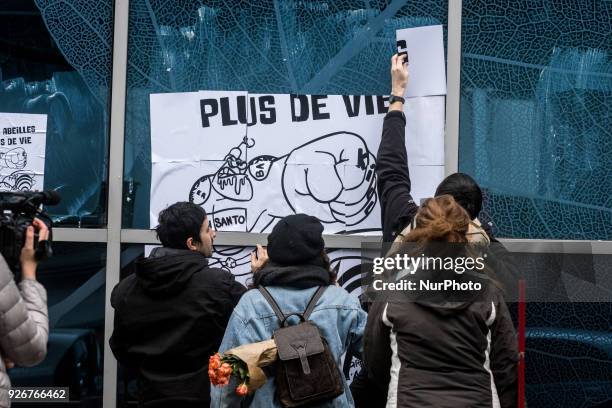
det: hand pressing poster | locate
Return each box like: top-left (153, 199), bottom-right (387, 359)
top-left (0, 113), bottom-right (47, 192)
top-left (150, 91), bottom-right (445, 234)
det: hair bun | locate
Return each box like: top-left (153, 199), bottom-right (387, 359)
top-left (429, 218), bottom-right (454, 239)
top-left (406, 195), bottom-right (471, 244)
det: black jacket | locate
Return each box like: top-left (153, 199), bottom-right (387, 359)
top-left (110, 247), bottom-right (246, 407)
top-left (364, 283), bottom-right (518, 408)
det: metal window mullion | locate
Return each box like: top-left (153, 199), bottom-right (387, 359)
top-left (445, 0), bottom-right (462, 175)
top-left (119, 229), bottom-right (612, 253)
top-left (119, 229), bottom-right (384, 248)
top-left (52, 228), bottom-right (108, 242)
top-left (103, 0), bottom-right (129, 407)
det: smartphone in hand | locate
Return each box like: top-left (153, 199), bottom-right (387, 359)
top-left (396, 40), bottom-right (409, 64)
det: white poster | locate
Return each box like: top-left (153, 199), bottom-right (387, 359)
top-left (150, 92), bottom-right (445, 234)
top-left (0, 113), bottom-right (47, 192)
top-left (396, 25), bottom-right (447, 98)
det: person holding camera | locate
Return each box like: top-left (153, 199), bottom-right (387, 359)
top-left (0, 219), bottom-right (50, 408)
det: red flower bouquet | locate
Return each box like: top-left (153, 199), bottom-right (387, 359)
top-left (209, 339), bottom-right (277, 396)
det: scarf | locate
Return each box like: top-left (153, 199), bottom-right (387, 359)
top-left (253, 258), bottom-right (332, 289)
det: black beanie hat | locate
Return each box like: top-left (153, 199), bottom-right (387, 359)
top-left (267, 214), bottom-right (325, 265)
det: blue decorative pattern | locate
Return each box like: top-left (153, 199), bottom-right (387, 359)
top-left (1, 0), bottom-right (114, 225)
top-left (459, 0), bottom-right (612, 240)
top-left (34, 0), bottom-right (113, 105)
top-left (459, 3), bottom-right (612, 406)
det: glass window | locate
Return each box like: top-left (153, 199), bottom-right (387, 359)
top-left (8, 242), bottom-right (107, 406)
top-left (0, 0), bottom-right (113, 227)
top-left (123, 0), bottom-right (448, 228)
top-left (459, 0), bottom-right (612, 239)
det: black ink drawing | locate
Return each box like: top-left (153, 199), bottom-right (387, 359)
top-left (207, 246), bottom-right (373, 297)
top-left (189, 132), bottom-right (378, 233)
top-left (0, 147), bottom-right (34, 191)
top-left (208, 245), bottom-right (253, 279)
top-left (327, 249), bottom-right (374, 295)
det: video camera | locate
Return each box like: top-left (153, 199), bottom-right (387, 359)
top-left (0, 190), bottom-right (60, 268)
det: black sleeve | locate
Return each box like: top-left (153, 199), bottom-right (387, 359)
top-left (217, 272), bottom-right (246, 326)
top-left (480, 220), bottom-right (499, 243)
top-left (109, 284), bottom-right (141, 368)
top-left (376, 110), bottom-right (419, 242)
top-left (491, 293), bottom-right (519, 408)
top-left (486, 242), bottom-right (520, 301)
top-left (363, 300), bottom-right (392, 393)
top-left (225, 272), bottom-right (247, 308)
top-left (479, 220), bottom-right (521, 299)
top-left (350, 366), bottom-right (388, 408)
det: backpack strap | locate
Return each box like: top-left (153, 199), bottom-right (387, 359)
top-left (258, 286), bottom-right (287, 323)
top-left (303, 286), bottom-right (327, 321)
top-left (259, 286), bottom-right (328, 325)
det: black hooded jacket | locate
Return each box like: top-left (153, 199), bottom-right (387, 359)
top-left (110, 247), bottom-right (246, 407)
top-left (364, 278), bottom-right (518, 408)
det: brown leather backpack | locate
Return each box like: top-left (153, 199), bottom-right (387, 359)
top-left (258, 286), bottom-right (344, 407)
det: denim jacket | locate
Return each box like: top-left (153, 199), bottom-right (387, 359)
top-left (210, 285), bottom-right (367, 408)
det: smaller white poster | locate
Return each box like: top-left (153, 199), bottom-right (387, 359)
top-left (396, 25), bottom-right (447, 98)
top-left (0, 113), bottom-right (47, 192)
top-left (409, 165), bottom-right (445, 204)
top-left (405, 96), bottom-right (445, 165)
